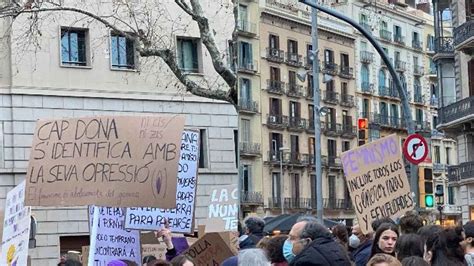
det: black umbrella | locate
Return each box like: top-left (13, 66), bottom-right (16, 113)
top-left (263, 213), bottom-right (342, 234)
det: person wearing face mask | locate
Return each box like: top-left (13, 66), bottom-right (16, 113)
top-left (282, 220), bottom-right (351, 266)
top-left (349, 224), bottom-right (373, 266)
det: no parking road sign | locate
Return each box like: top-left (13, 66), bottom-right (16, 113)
top-left (403, 134), bottom-right (429, 165)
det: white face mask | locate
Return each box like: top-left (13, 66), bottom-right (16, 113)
top-left (349, 234), bottom-right (361, 248)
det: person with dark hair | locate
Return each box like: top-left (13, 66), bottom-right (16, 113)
top-left (264, 235), bottom-right (288, 266)
top-left (394, 233), bottom-right (423, 261)
top-left (146, 259), bottom-right (171, 266)
top-left (239, 216), bottom-right (265, 249)
top-left (462, 220), bottom-right (474, 265)
top-left (349, 224), bottom-right (373, 266)
top-left (169, 255), bottom-right (193, 266)
top-left (143, 255), bottom-right (157, 265)
top-left (371, 217), bottom-right (396, 232)
top-left (332, 224), bottom-right (349, 251)
top-left (283, 221), bottom-right (351, 265)
top-left (366, 254), bottom-right (401, 266)
top-left (424, 228), bottom-right (465, 266)
top-left (370, 223), bottom-right (399, 259)
top-left (400, 256), bottom-right (429, 266)
top-left (399, 214), bottom-right (424, 235)
top-left (417, 224), bottom-right (442, 244)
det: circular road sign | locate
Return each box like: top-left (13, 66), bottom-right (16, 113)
top-left (403, 134), bottom-right (429, 165)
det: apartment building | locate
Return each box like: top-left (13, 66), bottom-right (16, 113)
top-left (237, 0), bottom-right (265, 216)
top-left (435, 0), bottom-right (474, 224)
top-left (256, 0), bottom-right (357, 223)
top-left (0, 1), bottom-right (237, 264)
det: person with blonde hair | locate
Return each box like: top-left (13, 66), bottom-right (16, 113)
top-left (367, 253), bottom-right (402, 266)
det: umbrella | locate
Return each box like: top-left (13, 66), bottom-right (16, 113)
top-left (263, 213), bottom-right (342, 234)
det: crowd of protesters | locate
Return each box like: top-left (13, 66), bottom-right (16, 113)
top-left (233, 212), bottom-right (474, 266)
top-left (56, 210), bottom-right (474, 266)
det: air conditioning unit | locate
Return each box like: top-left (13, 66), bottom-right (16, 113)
top-left (269, 116), bottom-right (277, 123)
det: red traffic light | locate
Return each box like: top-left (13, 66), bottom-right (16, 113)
top-left (358, 118), bottom-right (368, 129)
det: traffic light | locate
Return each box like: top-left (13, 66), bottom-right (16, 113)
top-left (358, 118), bottom-right (369, 146)
top-left (425, 195), bottom-right (434, 208)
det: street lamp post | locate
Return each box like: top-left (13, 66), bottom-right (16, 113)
top-left (435, 190), bottom-right (444, 226)
top-left (279, 147), bottom-right (290, 214)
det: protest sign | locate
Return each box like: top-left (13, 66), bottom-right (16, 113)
top-left (0, 181), bottom-right (31, 266)
top-left (142, 244), bottom-right (167, 261)
top-left (207, 185), bottom-right (238, 231)
top-left (125, 130), bottom-right (199, 233)
top-left (25, 115), bottom-right (185, 208)
top-left (88, 206), bottom-right (141, 266)
top-left (183, 232), bottom-right (237, 265)
top-left (341, 134), bottom-right (414, 234)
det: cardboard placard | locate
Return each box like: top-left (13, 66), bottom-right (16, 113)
top-left (183, 232), bottom-right (237, 265)
top-left (341, 134), bottom-right (414, 234)
top-left (142, 244), bottom-right (167, 261)
top-left (25, 116), bottom-right (185, 208)
top-left (208, 185), bottom-right (238, 231)
top-left (125, 130), bottom-right (199, 233)
top-left (0, 181), bottom-right (31, 266)
top-left (88, 206), bottom-right (141, 266)
top-left (82, 246), bottom-right (89, 265)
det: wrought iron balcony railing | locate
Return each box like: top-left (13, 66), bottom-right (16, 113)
top-left (379, 86), bottom-right (391, 97)
top-left (341, 125), bottom-right (356, 138)
top-left (266, 48), bottom-right (285, 62)
top-left (440, 96), bottom-right (474, 124)
top-left (394, 34), bottom-right (405, 45)
top-left (237, 20), bottom-right (257, 35)
top-left (412, 40), bottom-right (423, 50)
top-left (323, 90), bottom-right (339, 104)
top-left (321, 122), bottom-right (342, 136)
top-left (239, 142), bottom-right (261, 155)
top-left (448, 161), bottom-right (474, 183)
top-left (339, 66), bottom-right (354, 78)
top-left (267, 114), bottom-right (288, 128)
top-left (284, 198), bottom-right (312, 209)
top-left (287, 84), bottom-right (304, 98)
top-left (435, 37), bottom-right (454, 54)
top-left (360, 51), bottom-right (374, 63)
top-left (453, 19), bottom-right (474, 47)
top-left (340, 94), bottom-right (355, 107)
top-left (414, 93), bottom-right (424, 104)
top-left (238, 60), bottom-right (258, 72)
top-left (380, 29), bottom-right (392, 41)
top-left (433, 163), bottom-right (447, 173)
top-left (288, 117), bottom-right (307, 131)
top-left (266, 79), bottom-right (285, 94)
top-left (241, 191), bottom-right (263, 205)
top-left (286, 52), bottom-right (303, 67)
top-left (395, 60), bottom-right (406, 72)
top-left (414, 65), bottom-right (424, 76)
top-left (322, 61), bottom-right (339, 75)
top-left (361, 82), bottom-right (375, 93)
top-left (239, 99), bottom-right (258, 113)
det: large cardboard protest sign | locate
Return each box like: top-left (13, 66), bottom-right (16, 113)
top-left (25, 116), bottom-right (185, 208)
top-left (88, 206), bottom-right (141, 266)
top-left (183, 232), bottom-right (237, 265)
top-left (341, 134), bottom-right (414, 234)
top-left (0, 181), bottom-right (31, 266)
top-left (208, 185), bottom-right (238, 231)
top-left (125, 130), bottom-right (199, 233)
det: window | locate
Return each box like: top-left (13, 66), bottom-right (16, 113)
top-left (341, 82), bottom-right (348, 95)
top-left (448, 186), bottom-right (455, 205)
top-left (177, 37), bottom-right (200, 72)
top-left (238, 4), bottom-right (248, 27)
top-left (289, 101), bottom-right (300, 118)
top-left (427, 34), bottom-right (435, 50)
top-left (240, 78), bottom-right (251, 102)
top-left (326, 107), bottom-right (336, 125)
top-left (270, 133), bottom-right (282, 159)
top-left (342, 110), bottom-right (351, 127)
top-left (238, 41), bottom-right (253, 68)
top-left (434, 146), bottom-right (441, 164)
top-left (468, 59), bottom-right (474, 97)
top-left (199, 129), bottom-right (208, 168)
top-left (391, 104), bottom-right (399, 120)
top-left (340, 53), bottom-right (349, 68)
top-left (326, 79), bottom-right (335, 92)
top-left (446, 147), bottom-right (451, 165)
top-left (394, 25), bottom-right (402, 37)
top-left (413, 32), bottom-right (419, 43)
top-left (413, 56), bottom-right (419, 66)
top-left (110, 32), bottom-right (135, 69)
top-left (290, 135), bottom-right (299, 155)
top-left (307, 74), bottom-right (314, 98)
top-left (328, 175), bottom-right (336, 207)
top-left (61, 28), bottom-right (88, 66)
top-left (359, 14), bottom-right (367, 24)
top-left (328, 139), bottom-right (337, 158)
top-left (433, 116), bottom-right (438, 128)
top-left (291, 173), bottom-right (300, 199)
top-left (308, 104), bottom-right (314, 123)
top-left (270, 67), bottom-right (281, 81)
top-left (381, 20), bottom-right (388, 30)
top-left (362, 99), bottom-right (370, 118)
top-left (324, 49), bottom-right (334, 63)
top-left (343, 141), bottom-right (351, 152)
top-left (242, 165), bottom-right (251, 192)
top-left (269, 34), bottom-right (279, 49)
top-left (361, 64), bottom-right (369, 84)
top-left (369, 129), bottom-right (380, 141)
top-left (288, 39), bottom-right (298, 54)
top-left (241, 119), bottom-right (250, 143)
top-left (378, 69), bottom-right (386, 89)
top-left (272, 173), bottom-right (281, 201)
top-left (309, 137), bottom-right (315, 155)
top-left (416, 109), bottom-right (423, 123)
top-left (307, 44), bottom-right (313, 64)
top-left (270, 98), bottom-right (281, 115)
top-left (289, 71), bottom-right (296, 86)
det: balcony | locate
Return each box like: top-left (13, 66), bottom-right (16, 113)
top-left (378, 86), bottom-right (391, 98)
top-left (380, 29), bottom-right (392, 41)
top-left (433, 163), bottom-right (447, 174)
top-left (283, 152), bottom-right (309, 166)
top-left (360, 22), bottom-right (371, 32)
top-left (284, 198), bottom-right (312, 209)
top-left (239, 142), bottom-right (261, 156)
top-left (322, 155), bottom-right (342, 168)
top-left (322, 61), bottom-right (338, 75)
top-left (238, 60), bottom-right (258, 73)
top-left (287, 84), bottom-right (304, 98)
top-left (412, 40), bottom-right (423, 51)
top-left (453, 19), bottom-right (474, 53)
top-left (375, 115), bottom-right (406, 129)
top-left (241, 191), bottom-right (263, 205)
top-left (323, 198), bottom-right (353, 210)
top-left (413, 92), bottom-right (424, 104)
top-left (286, 52), bottom-right (303, 67)
top-left (414, 120), bottom-right (431, 132)
top-left (414, 65), bottom-right (424, 76)
top-left (306, 119), bottom-right (314, 133)
top-left (394, 34), bottom-right (405, 46)
top-left (266, 48), bottom-right (285, 63)
top-left (267, 114), bottom-right (288, 129)
top-left (237, 20), bottom-right (257, 36)
top-left (360, 51), bottom-right (374, 63)
top-left (288, 117), bottom-right (307, 132)
top-left (339, 66), bottom-right (354, 79)
top-left (448, 161), bottom-right (474, 183)
top-left (323, 90), bottom-right (339, 104)
top-left (389, 85), bottom-right (400, 99)
top-left (321, 122), bottom-right (341, 137)
top-left (266, 79), bottom-right (285, 94)
top-left (268, 197), bottom-right (282, 208)
top-left (439, 96), bottom-right (474, 126)
top-left (434, 37), bottom-right (454, 57)
top-left (341, 124), bottom-right (356, 139)
top-left (394, 60), bottom-right (406, 72)
top-left (239, 99), bottom-right (258, 113)
top-left (361, 82), bottom-right (375, 94)
top-left (340, 94), bottom-right (355, 108)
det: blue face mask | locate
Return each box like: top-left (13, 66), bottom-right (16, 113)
top-left (283, 239), bottom-right (296, 263)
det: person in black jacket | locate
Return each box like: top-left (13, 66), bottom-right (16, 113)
top-left (283, 220), bottom-right (351, 266)
top-left (239, 216), bottom-right (265, 249)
